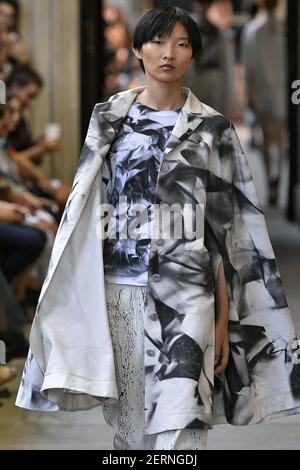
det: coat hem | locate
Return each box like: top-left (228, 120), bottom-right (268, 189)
top-left (212, 387), bottom-right (300, 426)
top-left (41, 371), bottom-right (119, 396)
top-left (144, 388), bottom-right (300, 434)
top-left (15, 370), bottom-right (119, 412)
top-left (144, 410), bottom-right (213, 435)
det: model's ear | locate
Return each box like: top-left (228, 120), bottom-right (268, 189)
top-left (132, 47), bottom-right (142, 60)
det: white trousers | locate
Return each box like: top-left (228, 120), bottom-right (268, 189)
top-left (102, 282), bottom-right (208, 451)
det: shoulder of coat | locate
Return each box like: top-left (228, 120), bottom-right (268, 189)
top-left (199, 100), bottom-right (223, 117)
top-left (107, 87), bottom-right (145, 104)
top-left (198, 100), bottom-right (231, 131)
top-left (89, 89), bottom-right (131, 111)
top-left (92, 88), bottom-right (144, 114)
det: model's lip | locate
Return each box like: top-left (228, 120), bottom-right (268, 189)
top-left (160, 64), bottom-right (175, 69)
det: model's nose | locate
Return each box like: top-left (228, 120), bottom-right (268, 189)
top-left (162, 44), bottom-right (175, 60)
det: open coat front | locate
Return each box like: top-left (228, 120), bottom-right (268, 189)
top-left (16, 86), bottom-right (300, 434)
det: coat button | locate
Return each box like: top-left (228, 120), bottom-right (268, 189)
top-left (150, 312), bottom-right (159, 321)
top-left (152, 273), bottom-right (161, 282)
top-left (185, 231), bottom-right (196, 240)
top-left (146, 349), bottom-right (156, 357)
top-left (160, 162), bottom-right (169, 173)
top-left (156, 238), bottom-right (164, 246)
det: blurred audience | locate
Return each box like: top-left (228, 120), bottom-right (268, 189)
top-left (0, 264), bottom-right (29, 357)
top-left (207, 0), bottom-right (234, 29)
top-left (0, 2), bottom-right (69, 404)
top-left (184, 0), bottom-right (238, 118)
top-left (0, 0), bottom-right (30, 81)
top-left (6, 92), bottom-right (70, 214)
top-left (6, 66), bottom-right (60, 163)
top-left (102, 3), bottom-right (145, 98)
top-left (0, 365), bottom-right (17, 387)
top-left (241, 0), bottom-right (287, 206)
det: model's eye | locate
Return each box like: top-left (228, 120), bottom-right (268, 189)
top-left (178, 43), bottom-right (188, 47)
top-left (152, 40), bottom-right (162, 44)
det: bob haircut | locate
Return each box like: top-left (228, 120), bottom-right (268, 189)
top-left (132, 6), bottom-right (202, 73)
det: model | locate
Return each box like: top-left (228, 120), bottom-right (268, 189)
top-left (15, 6), bottom-right (300, 451)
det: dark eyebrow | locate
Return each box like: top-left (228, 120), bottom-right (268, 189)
top-left (155, 35), bottom-right (190, 41)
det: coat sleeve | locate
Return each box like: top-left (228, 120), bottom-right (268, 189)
top-left (206, 120), bottom-right (290, 317)
top-left (205, 119), bottom-right (300, 425)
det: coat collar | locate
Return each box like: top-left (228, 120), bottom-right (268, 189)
top-left (96, 85), bottom-right (205, 157)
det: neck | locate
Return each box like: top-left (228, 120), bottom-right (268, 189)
top-left (136, 78), bottom-right (186, 111)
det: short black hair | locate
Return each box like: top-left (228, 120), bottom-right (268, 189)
top-left (132, 6), bottom-right (202, 73)
top-left (6, 65), bottom-right (44, 89)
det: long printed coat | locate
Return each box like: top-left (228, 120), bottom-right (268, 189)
top-left (16, 86), bottom-right (300, 435)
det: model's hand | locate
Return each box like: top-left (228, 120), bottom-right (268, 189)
top-left (214, 259), bottom-right (230, 374)
top-left (214, 320), bottom-right (229, 375)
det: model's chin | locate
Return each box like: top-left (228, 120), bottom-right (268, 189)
top-left (156, 77), bottom-right (180, 84)
top-left (147, 71), bottom-right (182, 83)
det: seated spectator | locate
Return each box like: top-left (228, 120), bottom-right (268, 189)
top-left (0, 266), bottom-right (29, 360)
top-left (0, 200), bottom-right (46, 285)
top-left (0, 174), bottom-right (49, 297)
top-left (0, 268), bottom-right (24, 400)
top-left (0, 102), bottom-right (57, 301)
top-left (0, 365), bottom-right (17, 386)
top-left (0, 0), bottom-right (30, 81)
top-left (0, 102), bottom-right (59, 232)
top-left (6, 92), bottom-right (70, 214)
top-left (6, 65), bottom-right (60, 164)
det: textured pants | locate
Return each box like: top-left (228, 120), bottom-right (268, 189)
top-left (102, 282), bottom-right (208, 451)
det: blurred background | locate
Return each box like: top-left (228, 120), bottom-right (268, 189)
top-left (0, 0), bottom-right (300, 450)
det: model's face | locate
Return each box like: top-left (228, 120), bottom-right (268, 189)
top-left (133, 21), bottom-right (193, 83)
top-left (0, 3), bottom-right (16, 33)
